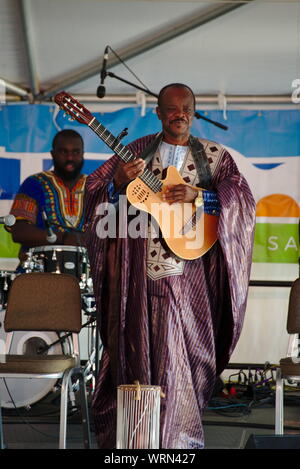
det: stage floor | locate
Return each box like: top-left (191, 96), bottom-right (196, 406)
top-left (1, 386), bottom-right (300, 450)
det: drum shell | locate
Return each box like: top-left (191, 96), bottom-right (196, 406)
top-left (0, 271), bottom-right (17, 310)
top-left (0, 309), bottom-right (71, 408)
top-left (27, 245), bottom-right (92, 292)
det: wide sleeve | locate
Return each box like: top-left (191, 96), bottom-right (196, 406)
top-left (214, 150), bottom-right (256, 354)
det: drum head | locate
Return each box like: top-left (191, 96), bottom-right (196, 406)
top-left (29, 245), bottom-right (86, 254)
top-left (0, 310), bottom-right (71, 408)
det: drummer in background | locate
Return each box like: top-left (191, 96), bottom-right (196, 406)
top-left (7, 129), bottom-right (87, 261)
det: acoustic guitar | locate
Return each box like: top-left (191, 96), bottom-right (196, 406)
top-left (54, 91), bottom-right (218, 260)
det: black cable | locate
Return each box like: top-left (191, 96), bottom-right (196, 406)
top-left (202, 420), bottom-right (300, 432)
top-left (108, 45), bottom-right (153, 94)
top-left (2, 379), bottom-right (59, 440)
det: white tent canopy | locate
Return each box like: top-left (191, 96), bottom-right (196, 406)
top-left (1, 0), bottom-right (300, 106)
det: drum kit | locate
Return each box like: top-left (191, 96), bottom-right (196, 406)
top-left (0, 245), bottom-right (102, 410)
top-left (0, 246), bottom-right (162, 449)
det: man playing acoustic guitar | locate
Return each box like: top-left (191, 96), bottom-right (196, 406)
top-left (84, 83), bottom-right (256, 449)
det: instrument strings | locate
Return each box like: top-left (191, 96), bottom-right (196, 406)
top-left (117, 386), bottom-right (160, 449)
top-left (89, 119), bottom-right (162, 193)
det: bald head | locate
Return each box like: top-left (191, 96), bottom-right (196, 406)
top-left (157, 83), bottom-right (196, 109)
top-left (156, 84), bottom-right (195, 145)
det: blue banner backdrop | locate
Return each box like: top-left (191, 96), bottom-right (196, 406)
top-left (0, 103), bottom-right (299, 263)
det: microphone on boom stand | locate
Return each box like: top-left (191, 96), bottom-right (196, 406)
top-left (97, 46), bottom-right (109, 99)
top-left (96, 45), bottom-right (228, 130)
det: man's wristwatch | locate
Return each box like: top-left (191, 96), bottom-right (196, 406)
top-left (194, 191), bottom-right (204, 208)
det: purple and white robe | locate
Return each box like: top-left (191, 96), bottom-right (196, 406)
top-left (84, 134), bottom-right (256, 449)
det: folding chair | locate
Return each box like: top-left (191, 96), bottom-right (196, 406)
top-left (275, 278), bottom-right (300, 434)
top-left (0, 272), bottom-right (91, 449)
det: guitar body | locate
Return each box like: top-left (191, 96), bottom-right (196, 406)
top-left (126, 166), bottom-right (218, 260)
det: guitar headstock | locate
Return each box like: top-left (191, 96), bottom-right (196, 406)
top-left (54, 91), bottom-right (93, 125)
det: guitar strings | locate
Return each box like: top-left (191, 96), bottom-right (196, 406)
top-left (89, 119), bottom-right (162, 193)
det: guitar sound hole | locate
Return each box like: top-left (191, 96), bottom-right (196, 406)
top-left (133, 188), bottom-right (149, 203)
top-left (132, 185), bottom-right (142, 196)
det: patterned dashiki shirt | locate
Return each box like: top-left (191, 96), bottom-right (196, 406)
top-left (9, 171), bottom-right (87, 240)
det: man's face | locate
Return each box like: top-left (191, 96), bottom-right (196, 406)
top-left (51, 136), bottom-right (84, 181)
top-left (156, 86), bottom-right (195, 144)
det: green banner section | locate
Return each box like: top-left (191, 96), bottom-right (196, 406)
top-left (0, 226), bottom-right (20, 258)
top-left (253, 222), bottom-right (300, 263)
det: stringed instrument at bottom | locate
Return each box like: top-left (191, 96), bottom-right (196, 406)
top-left (54, 91), bottom-right (219, 260)
top-left (126, 166), bottom-right (218, 260)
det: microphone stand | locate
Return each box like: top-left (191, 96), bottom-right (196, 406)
top-left (194, 111), bottom-right (228, 131)
top-left (103, 71), bottom-right (228, 131)
top-left (106, 71), bottom-right (158, 99)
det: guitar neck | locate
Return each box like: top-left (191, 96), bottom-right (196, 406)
top-left (89, 117), bottom-right (162, 193)
top-left (89, 117), bottom-right (131, 163)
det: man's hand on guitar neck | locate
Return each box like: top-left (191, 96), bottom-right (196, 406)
top-left (162, 184), bottom-right (199, 204)
top-left (114, 158), bottom-right (146, 191)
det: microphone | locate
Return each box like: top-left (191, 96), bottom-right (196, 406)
top-left (42, 211), bottom-right (57, 244)
top-left (97, 46), bottom-right (109, 99)
top-left (0, 214), bottom-right (16, 227)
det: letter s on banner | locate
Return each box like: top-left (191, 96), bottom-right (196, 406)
top-left (291, 79), bottom-right (300, 103)
top-left (267, 236), bottom-right (278, 251)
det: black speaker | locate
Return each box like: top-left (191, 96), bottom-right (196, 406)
top-left (245, 434), bottom-right (300, 449)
